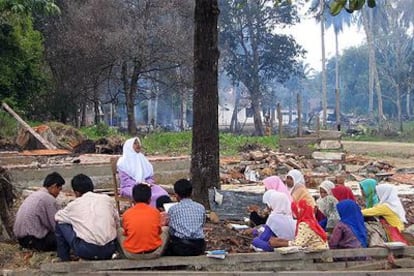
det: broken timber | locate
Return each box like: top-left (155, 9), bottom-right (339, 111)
top-left (1, 102), bottom-right (57, 150)
top-left (41, 246), bottom-right (414, 273)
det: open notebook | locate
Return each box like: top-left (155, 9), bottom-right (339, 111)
top-left (163, 202), bottom-right (178, 212)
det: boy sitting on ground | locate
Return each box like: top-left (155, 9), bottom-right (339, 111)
top-left (166, 179), bottom-right (206, 256)
top-left (118, 184), bottom-right (169, 259)
top-left (55, 174), bottom-right (119, 261)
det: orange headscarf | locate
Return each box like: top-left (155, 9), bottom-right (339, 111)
top-left (292, 199), bottom-right (327, 241)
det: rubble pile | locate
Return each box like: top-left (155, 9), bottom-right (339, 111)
top-left (219, 149), bottom-right (344, 188)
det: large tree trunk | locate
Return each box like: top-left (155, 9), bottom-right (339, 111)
top-left (191, 0), bottom-right (220, 208)
top-left (122, 60), bottom-right (140, 135)
top-left (320, 18), bottom-right (327, 128)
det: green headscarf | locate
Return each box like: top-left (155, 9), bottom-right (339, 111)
top-left (359, 178), bottom-right (379, 208)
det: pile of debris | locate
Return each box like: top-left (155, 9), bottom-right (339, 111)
top-left (220, 148), bottom-right (343, 189)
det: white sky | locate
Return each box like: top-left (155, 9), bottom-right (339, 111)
top-left (277, 3), bottom-right (367, 74)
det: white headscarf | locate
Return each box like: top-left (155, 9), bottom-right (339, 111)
top-left (262, 190), bottom-right (295, 240)
top-left (319, 180), bottom-right (335, 195)
top-left (117, 137), bottom-right (154, 183)
top-left (287, 169), bottom-right (305, 192)
top-left (376, 184), bottom-right (407, 223)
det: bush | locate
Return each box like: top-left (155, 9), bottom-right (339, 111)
top-left (0, 111), bottom-right (18, 139)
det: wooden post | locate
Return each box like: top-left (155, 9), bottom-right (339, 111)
top-left (277, 103), bottom-right (282, 138)
top-left (297, 93), bottom-right (302, 137)
top-left (1, 102), bottom-right (57, 150)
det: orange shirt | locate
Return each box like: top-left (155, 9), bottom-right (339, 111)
top-left (122, 203), bottom-right (162, 253)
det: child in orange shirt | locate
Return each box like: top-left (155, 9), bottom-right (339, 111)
top-left (118, 184), bottom-right (169, 259)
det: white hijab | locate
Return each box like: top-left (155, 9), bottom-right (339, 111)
top-left (319, 180), bottom-right (335, 195)
top-left (287, 169), bottom-right (305, 193)
top-left (262, 190), bottom-right (295, 240)
top-left (117, 137), bottom-right (154, 183)
top-left (376, 184), bottom-right (407, 223)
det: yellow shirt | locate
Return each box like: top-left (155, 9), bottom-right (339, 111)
top-left (362, 204), bottom-right (404, 231)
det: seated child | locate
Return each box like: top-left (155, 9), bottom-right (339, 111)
top-left (118, 184), bottom-right (168, 259)
top-left (269, 199), bottom-right (329, 251)
top-left (329, 200), bottom-right (367, 249)
top-left (166, 179), bottom-right (206, 256)
top-left (156, 195), bottom-right (172, 226)
top-left (251, 190), bottom-right (296, 252)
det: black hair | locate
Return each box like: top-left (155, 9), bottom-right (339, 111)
top-left (71, 174), bottom-right (94, 195)
top-left (132, 184), bottom-right (151, 203)
top-left (156, 195), bottom-right (172, 209)
top-left (43, 172), bottom-right (65, 188)
top-left (174, 179), bottom-right (192, 198)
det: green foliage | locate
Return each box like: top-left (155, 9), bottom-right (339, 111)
top-left (219, 133), bottom-right (278, 156)
top-left (142, 131), bottom-right (192, 155)
top-left (0, 12), bottom-right (49, 114)
top-left (329, 0), bottom-right (376, 16)
top-left (0, 110), bottom-right (18, 138)
top-left (80, 124), bottom-right (121, 140)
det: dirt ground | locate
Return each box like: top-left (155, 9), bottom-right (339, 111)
top-left (2, 141), bottom-right (414, 271)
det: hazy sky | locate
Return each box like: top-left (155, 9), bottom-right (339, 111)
top-left (286, 17), bottom-right (366, 73)
top-left (276, 2), bottom-right (367, 74)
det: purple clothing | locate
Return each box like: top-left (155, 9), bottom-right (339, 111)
top-left (329, 221), bottom-right (362, 249)
top-left (13, 188), bottom-right (59, 239)
top-left (119, 170), bottom-right (168, 207)
top-left (251, 225), bottom-right (275, 252)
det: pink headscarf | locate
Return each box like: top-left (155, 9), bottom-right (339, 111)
top-left (263, 176), bottom-right (292, 202)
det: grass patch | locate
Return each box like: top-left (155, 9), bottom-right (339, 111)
top-left (0, 111), bottom-right (18, 139)
top-left (219, 133), bottom-right (278, 156)
top-left (141, 131), bottom-right (192, 155)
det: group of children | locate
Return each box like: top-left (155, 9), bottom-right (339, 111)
top-left (13, 136), bottom-right (409, 261)
top-left (13, 171), bottom-right (206, 261)
top-left (248, 169), bottom-right (408, 252)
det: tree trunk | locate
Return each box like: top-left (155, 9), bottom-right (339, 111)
top-left (363, 8), bottom-right (384, 125)
top-left (122, 60), bottom-right (140, 135)
top-left (334, 30), bottom-right (341, 131)
top-left (407, 89), bottom-right (411, 118)
top-left (230, 88), bottom-right (240, 133)
top-left (191, 0), bottom-right (220, 208)
top-left (297, 93), bottom-right (302, 137)
top-left (320, 18), bottom-right (327, 128)
top-left (362, 9), bottom-right (374, 117)
top-left (396, 84), bottom-right (403, 132)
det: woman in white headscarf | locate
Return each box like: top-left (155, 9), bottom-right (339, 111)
top-left (251, 190), bottom-right (296, 252)
top-left (117, 137), bottom-right (168, 207)
top-left (362, 184), bottom-right (407, 231)
top-left (285, 169), bottom-right (315, 208)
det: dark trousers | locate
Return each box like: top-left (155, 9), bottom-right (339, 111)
top-left (18, 231), bottom-right (56, 251)
top-left (166, 235), bottom-right (206, 256)
top-left (55, 223), bottom-right (116, 261)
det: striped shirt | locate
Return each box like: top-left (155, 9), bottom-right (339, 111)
top-left (168, 198), bottom-right (205, 239)
top-left (13, 188), bottom-right (59, 239)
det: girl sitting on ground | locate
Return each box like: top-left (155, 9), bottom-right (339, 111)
top-left (250, 190), bottom-right (296, 252)
top-left (269, 199), bottom-right (328, 251)
top-left (248, 176), bottom-right (291, 226)
top-left (329, 199), bottom-right (367, 249)
top-left (359, 178), bottom-right (379, 208)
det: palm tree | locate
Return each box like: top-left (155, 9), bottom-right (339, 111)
top-left (324, 7), bottom-right (353, 131)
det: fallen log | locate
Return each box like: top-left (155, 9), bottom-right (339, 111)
top-left (2, 102), bottom-right (57, 150)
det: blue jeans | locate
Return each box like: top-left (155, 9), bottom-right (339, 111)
top-left (55, 223), bottom-right (116, 261)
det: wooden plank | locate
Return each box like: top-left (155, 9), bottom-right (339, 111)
top-left (41, 247), bottom-right (414, 273)
top-left (2, 102), bottom-right (57, 150)
top-left (21, 149), bottom-right (70, 156)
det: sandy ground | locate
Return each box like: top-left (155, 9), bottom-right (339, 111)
top-left (343, 141), bottom-right (414, 168)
